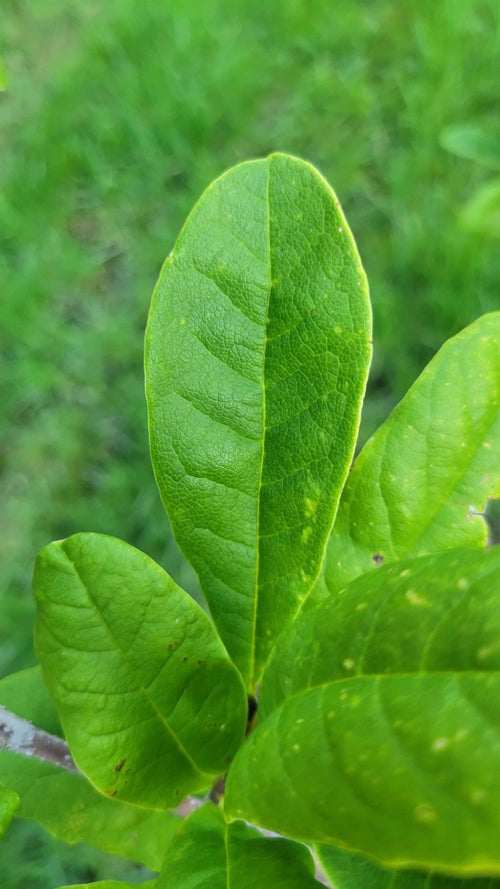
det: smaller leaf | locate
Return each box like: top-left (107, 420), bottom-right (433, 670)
top-left (0, 784), bottom-right (19, 838)
top-left (0, 669), bottom-right (179, 869)
top-left (156, 802), bottom-right (322, 888)
top-left (316, 312), bottom-right (500, 598)
top-left (34, 533), bottom-right (247, 808)
top-left (316, 845), bottom-right (500, 888)
top-left (0, 753), bottom-right (179, 870)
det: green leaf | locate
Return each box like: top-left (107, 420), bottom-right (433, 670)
top-left (260, 547), bottom-right (500, 718)
top-left (315, 312), bottom-right (500, 599)
top-left (316, 845), bottom-right (500, 888)
top-left (0, 753), bottom-right (179, 869)
top-left (226, 548), bottom-right (500, 874)
top-left (34, 533), bottom-right (247, 809)
top-left (0, 670), bottom-right (179, 869)
top-left (0, 784), bottom-right (19, 839)
top-left (156, 802), bottom-right (322, 888)
top-left (0, 666), bottom-right (61, 735)
top-left (145, 152), bottom-right (372, 687)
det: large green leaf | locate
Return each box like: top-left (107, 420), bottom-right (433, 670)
top-left (156, 802), bottom-right (322, 888)
top-left (0, 669), bottom-right (179, 869)
top-left (315, 312), bottom-right (500, 599)
top-left (0, 784), bottom-right (18, 839)
top-left (34, 533), bottom-right (247, 809)
top-left (260, 547), bottom-right (500, 718)
top-left (316, 845), bottom-right (500, 888)
top-left (145, 152), bottom-right (372, 687)
top-left (225, 548), bottom-right (500, 875)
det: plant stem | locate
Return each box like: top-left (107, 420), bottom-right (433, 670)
top-left (0, 705), bottom-right (79, 774)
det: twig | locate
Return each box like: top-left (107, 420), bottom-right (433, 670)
top-left (0, 705), bottom-right (79, 774)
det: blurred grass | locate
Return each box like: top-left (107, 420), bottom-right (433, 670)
top-left (0, 0), bottom-right (498, 883)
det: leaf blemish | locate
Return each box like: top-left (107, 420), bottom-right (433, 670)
top-left (114, 758), bottom-right (126, 772)
top-left (304, 497), bottom-right (318, 517)
top-left (372, 553), bottom-right (384, 566)
top-left (405, 589), bottom-right (429, 607)
top-left (431, 738), bottom-right (449, 752)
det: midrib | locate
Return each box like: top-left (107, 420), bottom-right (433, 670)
top-left (249, 158), bottom-right (273, 689)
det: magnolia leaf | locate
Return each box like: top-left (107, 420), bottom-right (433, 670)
top-left (226, 548), bottom-right (500, 874)
top-left (315, 312), bottom-right (500, 599)
top-left (34, 533), bottom-right (247, 809)
top-left (260, 547), bottom-right (500, 718)
top-left (145, 152), bottom-right (371, 687)
top-left (156, 802), bottom-right (322, 888)
top-left (0, 784), bottom-right (19, 839)
top-left (0, 669), bottom-right (179, 869)
top-left (226, 676), bottom-right (500, 875)
top-left (316, 845), bottom-right (500, 888)
top-left (0, 753), bottom-right (179, 869)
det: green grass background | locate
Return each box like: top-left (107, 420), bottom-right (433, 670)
top-left (1, 0), bottom-right (498, 885)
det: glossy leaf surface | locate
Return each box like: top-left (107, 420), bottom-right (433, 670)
top-left (314, 312), bottom-right (500, 599)
top-left (145, 152), bottom-right (372, 686)
top-left (226, 548), bottom-right (500, 874)
top-left (0, 668), bottom-right (179, 869)
top-left (261, 547), bottom-right (500, 718)
top-left (157, 802), bottom-right (321, 888)
top-left (317, 845), bottom-right (500, 889)
top-left (34, 534), bottom-right (247, 809)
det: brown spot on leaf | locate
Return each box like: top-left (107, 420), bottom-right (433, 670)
top-left (115, 758), bottom-right (126, 773)
top-left (372, 553), bottom-right (384, 566)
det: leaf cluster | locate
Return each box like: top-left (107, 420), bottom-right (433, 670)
top-left (1, 154), bottom-right (499, 887)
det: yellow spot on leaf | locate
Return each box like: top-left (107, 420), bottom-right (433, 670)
top-left (405, 589), bottom-right (429, 607)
